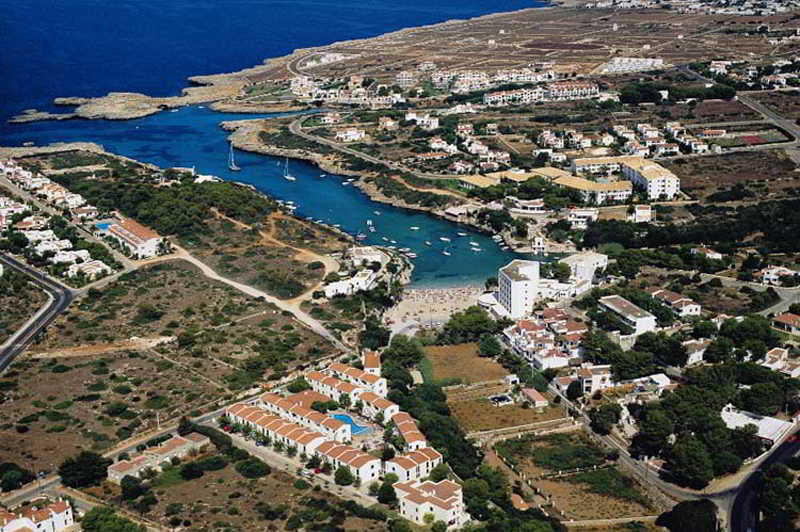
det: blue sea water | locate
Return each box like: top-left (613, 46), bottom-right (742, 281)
top-left (0, 0), bottom-right (547, 286)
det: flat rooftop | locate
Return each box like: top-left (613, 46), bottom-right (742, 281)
top-left (599, 295), bottom-right (654, 320)
top-left (500, 259), bottom-right (539, 282)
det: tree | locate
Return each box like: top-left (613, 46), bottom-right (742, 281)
top-left (81, 506), bottom-right (146, 532)
top-left (120, 475), bottom-right (147, 500)
top-left (377, 481), bottom-right (397, 504)
top-left (428, 463), bottom-right (449, 482)
top-left (382, 335), bottom-right (424, 367)
top-left (235, 458), bottom-right (270, 479)
top-left (177, 416), bottom-right (194, 437)
top-left (59, 451), bottom-right (112, 488)
top-left (566, 380), bottom-right (583, 400)
top-left (656, 500), bottom-right (718, 532)
top-left (287, 377), bottom-right (311, 393)
top-left (179, 462), bottom-right (204, 480)
top-left (339, 393), bottom-right (352, 409)
top-left (588, 403), bottom-right (622, 435)
top-left (360, 316), bottom-right (391, 350)
top-left (631, 407), bottom-right (674, 458)
top-left (334, 466), bottom-right (355, 486)
top-left (0, 470), bottom-right (24, 492)
top-left (667, 436), bottom-right (714, 488)
top-left (478, 334), bottom-right (502, 358)
top-left (737, 381), bottom-right (782, 415)
top-left (432, 521), bottom-right (448, 532)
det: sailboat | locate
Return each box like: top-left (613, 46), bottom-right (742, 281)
top-left (228, 141), bottom-right (241, 171)
top-left (283, 158), bottom-right (296, 181)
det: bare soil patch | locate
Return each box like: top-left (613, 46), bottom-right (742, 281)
top-left (424, 343), bottom-right (509, 384)
top-left (449, 398), bottom-right (565, 433)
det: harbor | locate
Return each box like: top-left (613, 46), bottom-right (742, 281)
top-left (2, 106), bottom-right (521, 287)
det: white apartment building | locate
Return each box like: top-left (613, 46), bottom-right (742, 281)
top-left (598, 295), bottom-right (657, 335)
top-left (559, 251), bottom-right (608, 282)
top-left (629, 204), bottom-right (653, 223)
top-left (620, 158), bottom-right (680, 200)
top-left (498, 260), bottom-right (541, 319)
top-left (106, 217), bottom-right (162, 259)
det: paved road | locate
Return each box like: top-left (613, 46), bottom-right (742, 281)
top-left (0, 253), bottom-right (74, 372)
top-left (730, 436), bottom-right (800, 532)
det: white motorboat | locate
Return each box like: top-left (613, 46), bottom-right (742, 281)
top-left (410, 226), bottom-right (420, 231)
top-left (442, 250), bottom-right (451, 256)
top-left (439, 237), bottom-right (451, 242)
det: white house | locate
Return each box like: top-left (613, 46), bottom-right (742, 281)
top-left (335, 128), bottom-right (366, 142)
top-left (67, 260), bottom-right (111, 280)
top-left (648, 288), bottom-right (701, 318)
top-left (384, 447), bottom-right (442, 483)
top-left (395, 480), bottom-right (466, 528)
top-left (0, 499), bottom-right (74, 532)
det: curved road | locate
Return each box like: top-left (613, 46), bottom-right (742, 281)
top-left (0, 253), bottom-right (73, 373)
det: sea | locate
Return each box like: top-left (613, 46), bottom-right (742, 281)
top-left (0, 0), bottom-right (548, 287)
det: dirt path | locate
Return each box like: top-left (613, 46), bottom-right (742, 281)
top-left (29, 336), bottom-right (174, 358)
top-left (165, 244), bottom-right (346, 350)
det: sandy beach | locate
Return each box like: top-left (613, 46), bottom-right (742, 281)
top-left (386, 285), bottom-right (484, 332)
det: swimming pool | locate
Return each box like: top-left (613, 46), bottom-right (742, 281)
top-left (333, 414), bottom-right (372, 435)
top-left (94, 222), bottom-right (111, 231)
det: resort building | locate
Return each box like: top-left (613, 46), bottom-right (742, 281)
top-left (598, 295), bottom-right (657, 335)
top-left (107, 217), bottom-right (162, 259)
top-left (0, 499), bottom-right (74, 532)
top-left (620, 158), bottom-right (680, 200)
top-left (259, 392), bottom-right (352, 442)
top-left (391, 412), bottom-right (427, 451)
top-left (358, 391), bottom-right (399, 421)
top-left (570, 156), bottom-right (680, 200)
top-left (567, 208), bottom-right (599, 229)
top-left (328, 362), bottom-right (388, 397)
top-left (498, 260), bottom-right (541, 319)
top-left (107, 433), bottom-right (209, 483)
top-left (555, 175), bottom-right (633, 205)
top-left (395, 479), bottom-right (466, 528)
top-left (363, 351), bottom-right (381, 376)
top-left (384, 447), bottom-right (443, 483)
top-left (315, 441), bottom-right (382, 482)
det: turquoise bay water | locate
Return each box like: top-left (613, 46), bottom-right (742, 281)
top-left (0, 0), bottom-right (547, 286)
top-left (2, 107), bottom-right (522, 287)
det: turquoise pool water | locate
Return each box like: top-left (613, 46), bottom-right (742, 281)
top-left (333, 414), bottom-right (372, 435)
top-left (94, 222), bottom-right (111, 231)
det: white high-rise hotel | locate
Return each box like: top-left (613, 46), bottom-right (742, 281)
top-left (498, 260), bottom-right (542, 319)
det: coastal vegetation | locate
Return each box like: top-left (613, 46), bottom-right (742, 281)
top-left (50, 170), bottom-right (276, 238)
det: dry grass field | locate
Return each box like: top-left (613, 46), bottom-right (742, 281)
top-left (449, 398), bottom-right (565, 433)
top-left (537, 468), bottom-right (655, 521)
top-left (662, 150), bottom-right (799, 197)
top-left (423, 343), bottom-right (509, 384)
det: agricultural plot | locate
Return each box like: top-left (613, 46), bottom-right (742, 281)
top-left (448, 398), bottom-right (565, 433)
